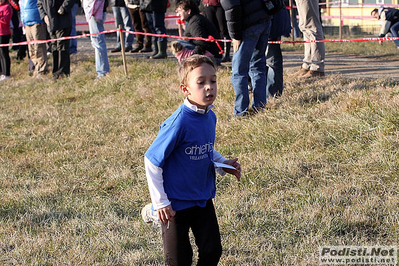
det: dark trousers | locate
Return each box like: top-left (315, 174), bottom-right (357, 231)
top-left (0, 35), bottom-right (11, 76)
top-left (50, 27), bottom-right (71, 77)
top-left (203, 5), bottom-right (230, 40)
top-left (162, 199), bottom-right (222, 266)
top-left (128, 7), bottom-right (152, 48)
top-left (266, 37), bottom-right (283, 97)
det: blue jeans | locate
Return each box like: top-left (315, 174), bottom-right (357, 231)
top-left (390, 21), bottom-right (399, 47)
top-left (231, 20), bottom-right (271, 116)
top-left (89, 13), bottom-right (110, 78)
top-left (146, 12), bottom-right (167, 42)
top-left (70, 3), bottom-right (78, 54)
top-left (266, 38), bottom-right (283, 97)
top-left (112, 6), bottom-right (134, 49)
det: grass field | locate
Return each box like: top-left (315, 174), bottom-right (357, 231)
top-left (1, 41), bottom-right (399, 265)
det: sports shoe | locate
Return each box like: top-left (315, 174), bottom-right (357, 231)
top-left (0, 75), bottom-right (11, 81)
top-left (302, 70), bottom-right (325, 79)
top-left (291, 67), bottom-right (309, 77)
top-left (141, 203), bottom-right (161, 227)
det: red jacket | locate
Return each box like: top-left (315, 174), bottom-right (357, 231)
top-left (0, 1), bottom-right (13, 36)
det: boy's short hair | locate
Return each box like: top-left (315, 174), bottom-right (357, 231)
top-left (178, 55), bottom-right (216, 85)
top-left (175, 0), bottom-right (200, 14)
top-left (371, 8), bottom-right (378, 16)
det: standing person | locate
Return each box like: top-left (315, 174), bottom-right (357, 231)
top-left (126, 0), bottom-right (152, 53)
top-left (37, 0), bottom-right (75, 79)
top-left (371, 7), bottom-right (399, 49)
top-left (202, 0), bottom-right (231, 62)
top-left (0, 0), bottom-right (13, 81)
top-left (221, 0), bottom-right (272, 116)
top-left (173, 0), bottom-right (222, 64)
top-left (266, 5), bottom-right (291, 97)
top-left (20, 0), bottom-right (49, 76)
top-left (109, 0), bottom-right (134, 53)
top-left (144, 55), bottom-right (241, 265)
top-left (291, 0), bottom-right (325, 78)
top-left (140, 0), bottom-right (168, 59)
top-left (82, 0), bottom-right (109, 79)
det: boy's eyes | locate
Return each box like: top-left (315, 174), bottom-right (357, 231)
top-left (196, 79), bottom-right (217, 84)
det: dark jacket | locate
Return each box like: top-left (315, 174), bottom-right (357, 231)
top-left (140, 0), bottom-right (168, 13)
top-left (37, 0), bottom-right (75, 32)
top-left (185, 13), bottom-right (222, 58)
top-left (385, 8), bottom-right (399, 23)
top-left (221, 0), bottom-right (271, 40)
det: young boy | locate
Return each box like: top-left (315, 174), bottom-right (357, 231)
top-left (144, 55), bottom-right (241, 265)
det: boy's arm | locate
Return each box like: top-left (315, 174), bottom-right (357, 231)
top-left (144, 156), bottom-right (171, 210)
top-left (213, 150), bottom-right (227, 176)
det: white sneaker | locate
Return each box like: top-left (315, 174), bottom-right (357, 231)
top-left (0, 75), bottom-right (11, 81)
top-left (141, 203), bottom-right (161, 227)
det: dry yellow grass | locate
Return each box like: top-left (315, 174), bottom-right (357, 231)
top-left (1, 44), bottom-right (399, 265)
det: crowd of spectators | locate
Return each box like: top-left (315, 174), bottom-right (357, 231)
top-left (2, 0), bottom-right (398, 116)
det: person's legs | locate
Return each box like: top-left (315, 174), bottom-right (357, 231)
top-left (296, 0), bottom-right (324, 72)
top-left (231, 21), bottom-right (269, 116)
top-left (129, 7), bottom-right (144, 51)
top-left (390, 21), bottom-right (399, 48)
top-left (151, 11), bottom-right (167, 59)
top-left (162, 209), bottom-right (193, 266)
top-left (89, 13), bottom-right (110, 78)
top-left (52, 27), bottom-right (71, 77)
top-left (70, 3), bottom-right (78, 54)
top-left (26, 23), bottom-right (48, 75)
top-left (140, 9), bottom-right (152, 51)
top-left (146, 12), bottom-right (158, 56)
top-left (0, 35), bottom-right (11, 76)
top-left (215, 6), bottom-right (231, 62)
top-left (266, 38), bottom-right (283, 97)
top-left (112, 7), bottom-right (123, 50)
top-left (191, 200), bottom-right (222, 266)
top-left (249, 20), bottom-right (270, 111)
top-left (35, 23), bottom-right (49, 74)
top-left (120, 6), bottom-right (134, 49)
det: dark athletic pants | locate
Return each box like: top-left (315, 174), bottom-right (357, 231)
top-left (50, 27), bottom-right (71, 78)
top-left (162, 199), bottom-right (222, 266)
top-left (0, 35), bottom-right (11, 76)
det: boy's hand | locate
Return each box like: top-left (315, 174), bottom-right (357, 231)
top-left (157, 205), bottom-right (176, 224)
top-left (223, 158), bottom-right (241, 181)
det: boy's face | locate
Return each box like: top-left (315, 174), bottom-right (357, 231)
top-left (180, 63), bottom-right (217, 109)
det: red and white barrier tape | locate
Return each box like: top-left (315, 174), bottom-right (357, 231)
top-left (1, 28), bottom-right (398, 49)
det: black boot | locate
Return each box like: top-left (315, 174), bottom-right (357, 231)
top-left (150, 40), bottom-right (167, 59)
top-left (148, 41), bottom-right (158, 58)
top-left (222, 42), bottom-right (231, 62)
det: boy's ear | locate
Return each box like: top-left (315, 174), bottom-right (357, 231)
top-left (180, 84), bottom-right (190, 96)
